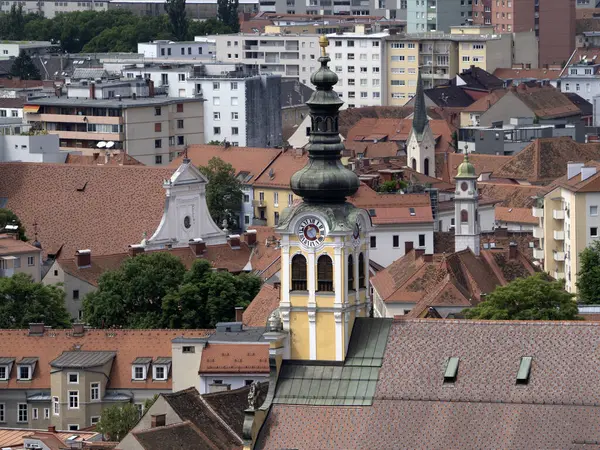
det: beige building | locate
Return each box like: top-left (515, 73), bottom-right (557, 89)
top-left (532, 161), bottom-right (600, 294)
top-left (0, 233), bottom-right (42, 282)
top-left (24, 97), bottom-right (204, 166)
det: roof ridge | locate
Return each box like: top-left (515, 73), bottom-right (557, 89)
top-left (393, 318), bottom-right (598, 326)
top-left (197, 391), bottom-right (244, 445)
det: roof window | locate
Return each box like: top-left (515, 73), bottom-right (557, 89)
top-left (516, 356), bottom-right (532, 385)
top-left (443, 357), bottom-right (459, 383)
top-left (17, 357), bottom-right (38, 381)
top-left (409, 207), bottom-right (416, 216)
top-left (131, 357), bottom-right (151, 381)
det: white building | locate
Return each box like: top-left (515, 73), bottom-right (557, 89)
top-left (0, 126), bottom-right (64, 163)
top-left (0, 41), bottom-right (58, 59)
top-left (560, 48), bottom-right (600, 107)
top-left (137, 40), bottom-right (215, 60)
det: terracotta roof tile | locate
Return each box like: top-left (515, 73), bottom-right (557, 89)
top-left (446, 152), bottom-right (509, 181)
top-left (513, 85), bottom-right (582, 119)
top-left (349, 183), bottom-right (431, 207)
top-left (248, 226), bottom-right (281, 279)
top-left (243, 283), bottom-right (280, 327)
top-left (478, 182), bottom-right (547, 208)
top-left (0, 429), bottom-right (97, 448)
top-left (495, 206), bottom-right (538, 225)
top-left (199, 342), bottom-right (269, 374)
top-left (0, 98), bottom-right (25, 108)
top-left (0, 78), bottom-right (44, 89)
top-left (252, 151), bottom-right (308, 188)
top-left (547, 160), bottom-right (600, 193)
top-left (0, 162), bottom-right (174, 258)
top-left (0, 234), bottom-right (42, 256)
top-left (462, 89), bottom-right (507, 113)
top-left (64, 153), bottom-right (144, 166)
top-left (0, 328), bottom-right (212, 390)
top-left (493, 67), bottom-right (561, 81)
top-left (133, 421), bottom-right (222, 450)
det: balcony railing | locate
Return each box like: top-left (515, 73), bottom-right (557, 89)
top-left (252, 199), bottom-right (266, 207)
top-left (552, 209), bottom-right (565, 220)
top-left (533, 248), bottom-right (544, 260)
top-left (532, 206), bottom-right (544, 218)
top-left (533, 226), bottom-right (543, 239)
top-left (553, 251), bottom-right (565, 261)
top-left (553, 230), bottom-right (565, 240)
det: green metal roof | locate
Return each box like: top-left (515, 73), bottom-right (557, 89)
top-left (272, 318), bottom-right (392, 406)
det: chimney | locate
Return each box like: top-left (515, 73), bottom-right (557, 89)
top-left (189, 238), bottom-right (206, 256)
top-left (128, 244), bottom-right (145, 257)
top-left (47, 426), bottom-right (56, 433)
top-left (404, 241), bottom-right (414, 253)
top-left (295, 148), bottom-right (304, 157)
top-left (494, 227), bottom-right (508, 238)
top-left (93, 152), bottom-right (100, 161)
top-left (423, 254), bottom-right (433, 263)
top-left (567, 161), bottom-right (585, 179)
top-left (104, 151), bottom-right (109, 165)
top-left (29, 323), bottom-right (45, 336)
top-left (150, 414), bottom-right (166, 428)
top-left (75, 249), bottom-right (91, 268)
top-left (245, 229), bottom-right (257, 246)
top-left (508, 242), bottom-right (518, 260)
top-left (228, 234), bottom-right (241, 249)
top-left (72, 323), bottom-right (85, 336)
top-left (89, 81), bottom-right (95, 100)
top-left (149, 79), bottom-right (155, 97)
top-left (581, 166), bottom-right (597, 181)
top-left (235, 306), bottom-right (244, 322)
top-left (415, 248), bottom-right (425, 259)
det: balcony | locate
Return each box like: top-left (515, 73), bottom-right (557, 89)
top-left (252, 217), bottom-right (267, 226)
top-left (533, 226), bottom-right (543, 239)
top-left (553, 251), bottom-right (565, 261)
top-left (29, 113), bottom-right (122, 125)
top-left (533, 248), bottom-right (544, 260)
top-left (552, 271), bottom-right (565, 280)
top-left (532, 206), bottom-right (543, 218)
top-left (252, 199), bottom-right (266, 208)
top-left (553, 230), bottom-right (565, 240)
top-left (552, 209), bottom-right (565, 220)
top-left (49, 130), bottom-right (123, 142)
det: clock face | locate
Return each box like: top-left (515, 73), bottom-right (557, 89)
top-left (184, 215), bottom-right (191, 229)
top-left (461, 182), bottom-right (469, 192)
top-left (352, 221), bottom-right (362, 246)
top-left (297, 217), bottom-right (325, 248)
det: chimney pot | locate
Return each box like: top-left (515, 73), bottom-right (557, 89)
top-left (189, 238), bottom-right (206, 256)
top-left (228, 234), bottom-right (241, 249)
top-left (72, 323), bottom-right (85, 336)
top-left (128, 244), bottom-right (145, 258)
top-left (235, 306), bottom-right (244, 322)
top-left (75, 249), bottom-right (91, 268)
top-left (245, 229), bottom-right (257, 246)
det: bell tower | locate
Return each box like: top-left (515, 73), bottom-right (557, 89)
top-left (276, 36), bottom-right (372, 362)
top-left (406, 71), bottom-right (435, 177)
top-left (454, 152), bottom-right (480, 256)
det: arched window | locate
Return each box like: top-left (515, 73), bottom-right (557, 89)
top-left (348, 254), bottom-right (355, 291)
top-left (461, 210), bottom-right (469, 223)
top-left (291, 254), bottom-right (307, 291)
top-left (358, 253), bottom-right (365, 288)
top-left (424, 157), bottom-right (430, 176)
top-left (411, 158), bottom-right (417, 170)
top-left (317, 255), bottom-right (333, 292)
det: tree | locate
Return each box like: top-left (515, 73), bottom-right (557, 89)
top-left (217, 0), bottom-right (239, 32)
top-left (0, 4), bottom-right (25, 40)
top-left (377, 180), bottom-right (408, 193)
top-left (0, 209), bottom-right (27, 241)
top-left (10, 50), bottom-right (41, 81)
top-left (96, 396), bottom-right (157, 441)
top-left (464, 273), bottom-right (579, 321)
top-left (198, 157), bottom-right (243, 230)
top-left (188, 18), bottom-right (232, 37)
top-left (577, 240), bottom-right (600, 304)
top-left (164, 0), bottom-right (188, 41)
top-left (83, 252), bottom-right (186, 328)
top-left (0, 273), bottom-right (71, 328)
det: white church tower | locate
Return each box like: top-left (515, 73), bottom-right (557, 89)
top-left (454, 152), bottom-right (480, 256)
top-left (406, 71), bottom-right (436, 178)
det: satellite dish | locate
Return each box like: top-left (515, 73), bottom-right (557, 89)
top-left (96, 141), bottom-right (106, 148)
top-left (105, 141), bottom-right (115, 149)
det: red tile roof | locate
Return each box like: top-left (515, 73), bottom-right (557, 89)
top-left (199, 343), bottom-right (269, 374)
top-left (547, 160), bottom-right (600, 193)
top-left (64, 153), bottom-right (144, 166)
top-left (478, 182), bottom-right (547, 208)
top-left (445, 152), bottom-right (509, 181)
top-left (0, 234), bottom-right (42, 256)
top-left (495, 206), bottom-right (538, 225)
top-left (252, 151), bottom-right (308, 188)
top-left (493, 67), bottom-right (561, 81)
top-left (461, 89), bottom-right (507, 113)
top-left (243, 283), bottom-right (280, 327)
top-left (0, 429), bottom-right (98, 448)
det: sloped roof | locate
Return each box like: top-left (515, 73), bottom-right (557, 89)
top-left (243, 283), bottom-right (280, 327)
top-left (564, 92), bottom-right (594, 116)
top-left (478, 182), bottom-right (547, 208)
top-left (512, 85), bottom-right (582, 119)
top-left (0, 234), bottom-right (42, 256)
top-left (0, 429), bottom-right (98, 449)
top-left (493, 137), bottom-right (600, 184)
top-left (424, 84), bottom-right (476, 108)
top-left (462, 89), bottom-right (508, 113)
top-left (495, 206), bottom-right (538, 225)
top-left (199, 342), bottom-right (269, 374)
top-left (454, 66), bottom-right (504, 91)
top-left (0, 162), bottom-right (173, 258)
top-left (133, 421), bottom-right (222, 450)
top-left (0, 98), bottom-right (25, 108)
top-left (50, 351), bottom-right (116, 368)
top-left (446, 152), bottom-right (509, 181)
top-left (252, 151), bottom-right (308, 188)
top-left (493, 67), bottom-right (561, 81)
top-left (548, 160), bottom-right (600, 193)
top-left (280, 79), bottom-right (314, 108)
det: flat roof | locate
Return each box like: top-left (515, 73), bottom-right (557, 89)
top-left (385, 32), bottom-right (502, 42)
top-left (26, 96), bottom-right (203, 108)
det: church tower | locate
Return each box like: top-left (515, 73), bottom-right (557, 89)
top-left (276, 36), bottom-right (372, 362)
top-left (454, 153), bottom-right (480, 256)
top-left (406, 71), bottom-right (435, 177)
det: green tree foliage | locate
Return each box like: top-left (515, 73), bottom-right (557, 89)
top-left (198, 157), bottom-right (243, 230)
top-left (0, 4), bottom-right (26, 40)
top-left (217, 0), bottom-right (240, 32)
top-left (0, 273), bottom-right (71, 328)
top-left (164, 0), bottom-right (188, 41)
top-left (377, 180), bottom-right (408, 193)
top-left (96, 396), bottom-right (156, 441)
top-left (189, 18), bottom-right (233, 36)
top-left (10, 50), bottom-right (41, 80)
top-left (576, 240), bottom-right (600, 304)
top-left (464, 273), bottom-right (579, 321)
top-left (0, 208), bottom-right (27, 241)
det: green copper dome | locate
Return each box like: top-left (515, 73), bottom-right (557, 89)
top-left (455, 153), bottom-right (477, 179)
top-left (290, 35), bottom-right (359, 203)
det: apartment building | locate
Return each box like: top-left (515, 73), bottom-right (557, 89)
top-left (254, 0), bottom-right (406, 18)
top-left (0, 325), bottom-right (211, 430)
top-left (0, 233), bottom-right (42, 282)
top-left (261, 15), bottom-right (406, 35)
top-left (137, 40), bottom-right (216, 60)
top-left (532, 161), bottom-right (600, 293)
top-left (472, 0), bottom-right (575, 66)
top-left (560, 48), bottom-right (600, 106)
top-left (406, 0), bottom-right (472, 33)
top-left (24, 96), bottom-right (204, 166)
top-left (108, 0), bottom-right (257, 20)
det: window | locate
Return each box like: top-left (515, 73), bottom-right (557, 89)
top-left (444, 357), bottom-right (459, 383)
top-left (154, 107), bottom-right (162, 116)
top-left (177, 119), bottom-right (184, 129)
top-left (516, 356), bottom-right (532, 385)
top-left (419, 234), bottom-right (425, 247)
top-left (213, 97), bottom-right (220, 105)
top-left (274, 212), bottom-right (280, 226)
top-left (232, 127), bottom-right (239, 135)
top-left (0, 404), bottom-right (4, 422)
top-left (155, 155), bottom-right (163, 165)
top-left (243, 194), bottom-right (250, 203)
top-left (153, 365), bottom-right (167, 380)
top-left (213, 127), bottom-right (221, 135)
top-left (232, 112), bottom-right (238, 120)
top-left (72, 289), bottom-right (80, 300)
top-left (154, 139), bottom-right (162, 149)
top-left (461, 210), bottom-right (468, 223)
top-left (91, 382), bottom-right (100, 401)
top-left (245, 215), bottom-right (250, 225)
top-left (291, 254), bottom-right (307, 291)
top-left (68, 373), bottom-right (79, 384)
top-left (591, 206), bottom-right (598, 216)
top-left (358, 253), bottom-right (365, 288)
top-left (32, 408), bottom-right (38, 420)
top-left (273, 191), bottom-right (279, 206)
top-left (18, 365), bottom-right (30, 380)
top-left (213, 82), bottom-right (220, 90)
top-left (347, 255), bottom-right (354, 291)
top-left (91, 416), bottom-right (100, 426)
top-left (176, 103), bottom-right (184, 113)
top-left (231, 97), bottom-right (239, 106)
top-left (230, 81), bottom-right (238, 90)
top-left (44, 408), bottom-right (49, 419)
top-left (213, 112), bottom-right (220, 120)
top-left (11, 110), bottom-right (17, 117)
top-left (0, 366), bottom-right (6, 380)
top-left (178, 73), bottom-right (185, 81)
top-left (68, 391), bottom-right (79, 409)
top-left (182, 346), bottom-right (195, 353)
top-left (18, 404), bottom-right (27, 423)
top-left (53, 397), bottom-right (59, 415)
top-left (13, 257), bottom-right (19, 269)
top-left (27, 256), bottom-right (34, 266)
top-left (317, 255), bottom-right (333, 292)
top-left (370, 236), bottom-right (376, 248)
top-left (133, 366), bottom-right (145, 380)
top-left (68, 424), bottom-right (79, 431)
top-left (393, 235), bottom-right (399, 248)
top-left (288, 193), bottom-right (294, 207)
top-left (591, 227), bottom-right (598, 237)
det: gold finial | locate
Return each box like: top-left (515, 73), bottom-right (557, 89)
top-left (319, 35), bottom-right (329, 57)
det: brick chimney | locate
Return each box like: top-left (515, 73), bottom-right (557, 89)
top-left (89, 81), bottom-right (96, 100)
top-left (75, 250), bottom-right (91, 268)
top-left (235, 306), bottom-right (244, 322)
top-left (508, 242), bottom-right (518, 260)
top-left (228, 234), bottom-right (241, 249)
top-left (128, 244), bottom-right (145, 258)
top-left (415, 248), bottom-right (425, 259)
top-left (151, 414), bottom-right (166, 428)
top-left (29, 323), bottom-right (45, 336)
top-left (189, 238), bottom-right (206, 256)
top-left (245, 229), bottom-right (257, 246)
top-left (72, 323), bottom-right (85, 336)
top-left (47, 425), bottom-right (56, 433)
top-left (404, 241), bottom-right (414, 254)
top-left (423, 254), bottom-right (433, 263)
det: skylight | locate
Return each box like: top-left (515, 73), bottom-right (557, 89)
top-left (516, 356), bottom-right (532, 385)
top-left (444, 357), bottom-right (459, 383)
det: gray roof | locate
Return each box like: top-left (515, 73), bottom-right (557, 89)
top-left (50, 351), bottom-right (115, 368)
top-left (154, 357), bottom-right (172, 365)
top-left (209, 327), bottom-right (266, 343)
top-left (272, 318), bottom-right (392, 406)
top-left (27, 392), bottom-right (51, 401)
top-left (0, 357), bottom-right (15, 365)
top-left (19, 357), bottom-right (39, 365)
top-left (280, 79), bottom-right (314, 109)
top-left (27, 96), bottom-right (201, 109)
top-left (72, 67), bottom-right (109, 80)
top-left (172, 337), bottom-right (209, 344)
top-left (132, 357), bottom-right (153, 364)
top-left (412, 71), bottom-right (429, 139)
top-left (104, 391), bottom-right (132, 402)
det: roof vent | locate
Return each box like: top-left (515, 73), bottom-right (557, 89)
top-left (516, 356), bottom-right (532, 385)
top-left (443, 357), bottom-right (459, 383)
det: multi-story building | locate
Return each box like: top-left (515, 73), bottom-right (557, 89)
top-left (24, 96), bottom-right (204, 165)
top-left (260, 15), bottom-right (406, 34)
top-left (532, 161), bottom-right (600, 293)
top-left (0, 233), bottom-right (42, 282)
top-left (560, 48), bottom-right (600, 107)
top-left (108, 0), bottom-right (257, 20)
top-left (137, 40), bottom-right (216, 60)
top-left (406, 0), bottom-right (472, 33)
top-left (253, 0), bottom-right (406, 18)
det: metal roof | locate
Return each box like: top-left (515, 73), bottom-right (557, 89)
top-left (154, 357), bottom-right (172, 365)
top-left (103, 391), bottom-right (132, 402)
top-left (27, 392), bottom-right (51, 401)
top-left (0, 357), bottom-right (15, 365)
top-left (272, 318), bottom-right (392, 406)
top-left (50, 351), bottom-right (115, 368)
top-left (209, 326), bottom-right (266, 343)
top-left (132, 357), bottom-right (153, 364)
top-left (19, 357), bottom-right (39, 365)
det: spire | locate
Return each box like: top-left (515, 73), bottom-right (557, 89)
top-left (290, 35), bottom-right (360, 204)
top-left (455, 146), bottom-right (477, 179)
top-left (412, 70), bottom-right (429, 139)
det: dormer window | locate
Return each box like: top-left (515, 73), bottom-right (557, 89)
top-left (0, 366), bottom-right (7, 381)
top-left (19, 365), bottom-right (31, 380)
top-left (0, 358), bottom-right (14, 381)
top-left (133, 366), bottom-right (146, 380)
top-left (153, 366), bottom-right (166, 380)
top-left (131, 357), bottom-right (152, 381)
top-left (152, 357), bottom-right (172, 381)
top-left (17, 358), bottom-right (37, 381)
